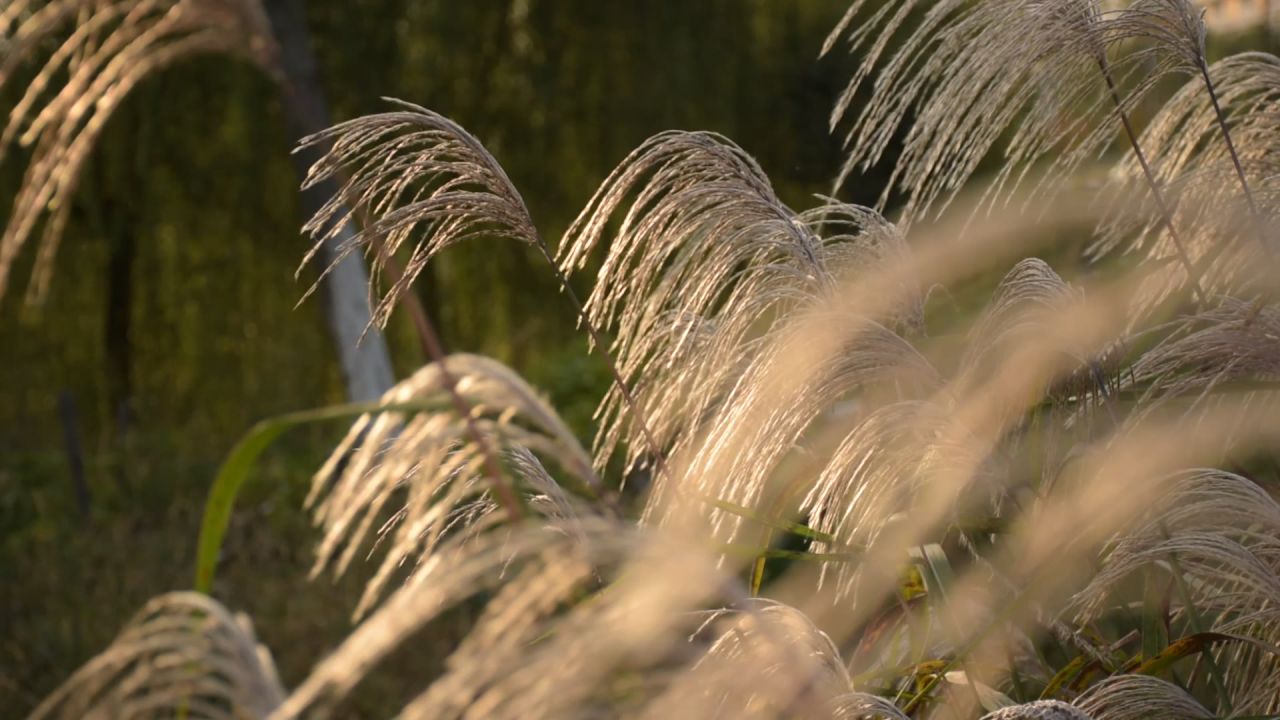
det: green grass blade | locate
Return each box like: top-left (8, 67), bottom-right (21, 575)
top-left (1040, 654), bottom-right (1090, 699)
top-left (910, 544), bottom-right (986, 711)
top-left (193, 400), bottom-right (439, 593)
top-left (903, 553), bottom-right (1062, 714)
top-left (750, 555), bottom-right (767, 596)
top-left (1160, 525), bottom-right (1232, 714)
top-left (1134, 632), bottom-right (1232, 676)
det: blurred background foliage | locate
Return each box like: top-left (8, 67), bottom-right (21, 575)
top-left (0, 0), bottom-right (875, 713)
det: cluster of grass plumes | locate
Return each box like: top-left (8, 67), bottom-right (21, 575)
top-left (14, 0), bottom-right (1280, 718)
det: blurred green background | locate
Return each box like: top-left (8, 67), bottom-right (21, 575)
top-left (0, 1), bottom-right (879, 714)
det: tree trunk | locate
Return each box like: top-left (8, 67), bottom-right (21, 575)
top-left (263, 0), bottom-right (396, 402)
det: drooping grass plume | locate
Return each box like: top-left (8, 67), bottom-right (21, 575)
top-left (1075, 675), bottom-right (1212, 719)
top-left (981, 700), bottom-right (1090, 719)
top-left (1129, 297), bottom-right (1280, 409)
top-left (958, 257), bottom-right (1125, 408)
top-left (1070, 468), bottom-right (1280, 713)
top-left (823, 0), bottom-right (1280, 305)
top-left (296, 100), bottom-right (540, 328)
top-left (566, 131), bottom-right (934, 468)
top-left (643, 307), bottom-right (939, 546)
top-left (273, 517), bottom-right (737, 719)
top-left (297, 103), bottom-right (573, 523)
top-left (0, 0), bottom-right (275, 304)
top-left (657, 209), bottom-right (1141, 574)
top-left (830, 692), bottom-right (911, 719)
top-left (559, 130), bottom-right (921, 474)
top-left (28, 592), bottom-right (284, 720)
top-left (1091, 52), bottom-right (1280, 309)
top-left (823, 0), bottom-right (1140, 219)
top-left (652, 599), bottom-right (855, 717)
top-left (1115, 0), bottom-right (1273, 256)
top-left (270, 522), bottom-right (604, 718)
top-left (306, 353), bottom-right (599, 617)
top-left (801, 400), bottom-right (958, 596)
top-left (298, 99), bottom-right (665, 477)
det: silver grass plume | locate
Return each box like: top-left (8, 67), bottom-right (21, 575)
top-left (647, 216), bottom-right (1130, 563)
top-left (272, 521), bottom-right (615, 719)
top-left (28, 592), bottom-right (285, 720)
top-left (1075, 675), bottom-right (1212, 719)
top-left (275, 518), bottom-right (748, 719)
top-left (650, 599), bottom-right (854, 718)
top-left (1130, 297), bottom-right (1280, 407)
top-left (297, 101), bottom-right (659, 482)
top-left (297, 99), bottom-right (540, 328)
top-left (277, 519), bottom-right (875, 719)
top-left (307, 353), bottom-right (599, 618)
top-left (1091, 52), bottom-right (1280, 309)
top-left (298, 103), bottom-right (587, 527)
top-left (1071, 469), bottom-right (1280, 619)
top-left (981, 700), bottom-right (1092, 719)
top-left (1070, 468), bottom-right (1280, 713)
top-left (959, 258), bottom-right (1120, 405)
top-left (824, 0), bottom-right (1149, 220)
top-left (824, 0), bottom-right (1269, 307)
top-left (1117, 0), bottom-right (1274, 253)
top-left (0, 0), bottom-right (274, 304)
top-left (830, 692), bottom-right (911, 719)
top-left (643, 310), bottom-right (939, 549)
top-left (558, 130), bottom-right (924, 475)
top-left (799, 260), bottom-right (1130, 599)
top-left (801, 400), bottom-right (966, 597)
top-left (402, 531), bottom-right (731, 720)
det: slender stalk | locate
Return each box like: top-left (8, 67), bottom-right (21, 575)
top-left (1161, 522), bottom-right (1233, 714)
top-left (384, 230), bottom-right (619, 509)
top-left (316, 154), bottom-right (437, 364)
top-left (901, 553), bottom-right (1059, 714)
top-left (1196, 58), bottom-right (1272, 256)
top-left (530, 240), bottom-right (670, 482)
top-left (417, 307), bottom-right (526, 522)
top-left (315, 143), bottom-right (523, 519)
top-left (1097, 56), bottom-right (1208, 304)
top-left (347, 186), bottom-right (437, 363)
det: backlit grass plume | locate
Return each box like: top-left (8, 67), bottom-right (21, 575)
top-left (0, 0), bottom-right (274, 304)
top-left (296, 100), bottom-right (541, 329)
top-left (306, 353), bottom-right (600, 618)
top-left (19, 0), bottom-right (1280, 718)
top-left (558, 130), bottom-right (925, 478)
top-left (1090, 51), bottom-right (1280, 311)
top-left (27, 592), bottom-right (284, 720)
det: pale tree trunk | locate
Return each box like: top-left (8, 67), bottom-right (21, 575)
top-left (263, 0), bottom-right (396, 402)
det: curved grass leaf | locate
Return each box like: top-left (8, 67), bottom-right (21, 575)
top-left (193, 401), bottom-right (440, 593)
